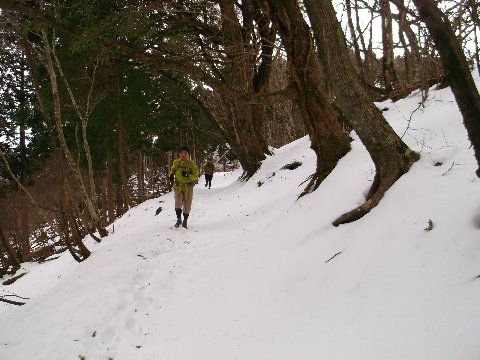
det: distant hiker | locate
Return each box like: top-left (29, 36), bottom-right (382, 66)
top-left (204, 158), bottom-right (215, 189)
top-left (169, 146), bottom-right (199, 229)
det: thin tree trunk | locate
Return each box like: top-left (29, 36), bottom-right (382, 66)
top-left (59, 186), bottom-right (83, 263)
top-left (468, 0), bottom-right (480, 76)
top-left (117, 112), bottom-right (131, 211)
top-left (107, 154), bottom-right (115, 223)
top-left (0, 224), bottom-right (21, 269)
top-left (413, 0), bottom-right (480, 177)
top-left (61, 179), bottom-right (90, 261)
top-left (380, 0), bottom-right (399, 93)
top-left (137, 150), bottom-right (144, 203)
top-left (395, 0), bottom-right (422, 83)
top-left (51, 47), bottom-right (98, 200)
top-left (115, 72), bottom-right (132, 211)
top-left (41, 29), bottom-right (108, 237)
top-left (100, 176), bottom-right (108, 227)
top-left (17, 52), bottom-right (31, 258)
top-left (346, 0), bottom-right (365, 77)
top-left (19, 206), bottom-right (30, 259)
top-left (303, 0), bottom-right (420, 225)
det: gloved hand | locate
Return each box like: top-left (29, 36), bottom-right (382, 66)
top-left (169, 174), bottom-right (174, 183)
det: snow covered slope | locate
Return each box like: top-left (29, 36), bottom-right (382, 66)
top-left (1, 76), bottom-right (479, 360)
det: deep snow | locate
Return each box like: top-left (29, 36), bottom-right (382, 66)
top-left (1, 75), bottom-right (479, 360)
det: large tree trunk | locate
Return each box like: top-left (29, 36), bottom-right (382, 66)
top-left (263, 0), bottom-right (351, 193)
top-left (303, 0), bottom-right (419, 225)
top-left (218, 0), bottom-right (270, 179)
top-left (413, 0), bottom-right (480, 177)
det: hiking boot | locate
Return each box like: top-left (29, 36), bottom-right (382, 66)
top-left (174, 218), bottom-right (182, 228)
top-left (182, 213), bottom-right (189, 229)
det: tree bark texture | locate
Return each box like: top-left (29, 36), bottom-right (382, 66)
top-left (413, 0), bottom-right (480, 177)
top-left (218, 0), bottom-right (271, 178)
top-left (380, 0), bottom-right (399, 93)
top-left (303, 0), bottom-right (420, 225)
top-left (0, 224), bottom-right (21, 270)
top-left (137, 150), bottom-right (145, 203)
top-left (60, 179), bottom-right (91, 262)
top-left (263, 0), bottom-right (351, 193)
top-left (107, 153), bottom-right (116, 223)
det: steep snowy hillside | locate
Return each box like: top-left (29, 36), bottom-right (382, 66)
top-left (1, 77), bottom-right (479, 360)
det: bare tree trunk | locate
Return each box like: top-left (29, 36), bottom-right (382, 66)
top-left (137, 150), bottom-right (144, 203)
top-left (60, 179), bottom-right (90, 262)
top-left (20, 206), bottom-right (30, 259)
top-left (115, 72), bottom-right (132, 211)
top-left (304, 0), bottom-right (419, 225)
top-left (107, 153), bottom-right (115, 223)
top-left (262, 0), bottom-right (351, 193)
top-left (413, 0), bottom-right (480, 177)
top-left (218, 0), bottom-right (271, 178)
top-left (51, 47), bottom-right (99, 200)
top-left (117, 114), bottom-right (131, 211)
top-left (17, 52), bottom-right (31, 258)
top-left (395, 0), bottom-right (422, 84)
top-left (41, 30), bottom-right (108, 237)
top-left (0, 224), bottom-right (21, 270)
top-left (469, 0), bottom-right (480, 76)
top-left (380, 0), bottom-right (400, 93)
top-left (345, 0), bottom-right (365, 78)
top-left (100, 176), bottom-right (108, 227)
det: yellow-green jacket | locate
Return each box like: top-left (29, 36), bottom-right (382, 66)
top-left (170, 159), bottom-right (199, 191)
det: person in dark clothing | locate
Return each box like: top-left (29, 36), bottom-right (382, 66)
top-left (204, 158), bottom-right (214, 189)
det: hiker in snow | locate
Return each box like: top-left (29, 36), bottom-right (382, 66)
top-left (169, 146), bottom-right (199, 228)
top-left (204, 158), bottom-right (214, 189)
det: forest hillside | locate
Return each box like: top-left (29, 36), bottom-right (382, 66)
top-left (0, 73), bottom-right (479, 360)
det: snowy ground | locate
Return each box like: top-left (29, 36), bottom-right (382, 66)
top-left (1, 76), bottom-right (480, 360)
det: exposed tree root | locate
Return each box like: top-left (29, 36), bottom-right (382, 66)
top-left (0, 296), bottom-right (27, 306)
top-left (332, 152), bottom-right (419, 226)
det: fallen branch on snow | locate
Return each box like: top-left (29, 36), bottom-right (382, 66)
top-left (325, 251), bottom-right (342, 263)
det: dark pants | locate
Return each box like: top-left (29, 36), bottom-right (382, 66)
top-left (205, 174), bottom-right (213, 188)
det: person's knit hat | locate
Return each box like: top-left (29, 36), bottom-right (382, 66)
top-left (178, 146), bottom-right (190, 154)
